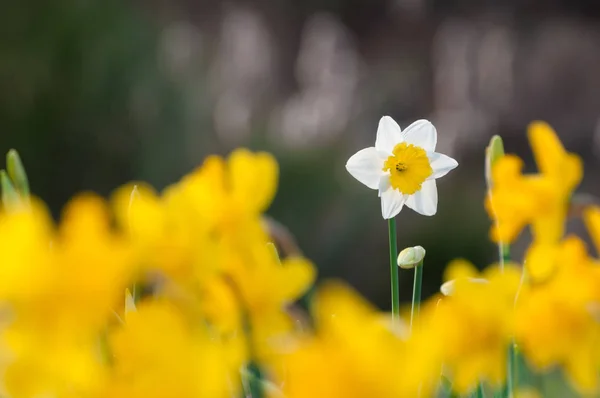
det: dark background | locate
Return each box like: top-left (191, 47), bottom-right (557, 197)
top-left (2, 0), bottom-right (600, 310)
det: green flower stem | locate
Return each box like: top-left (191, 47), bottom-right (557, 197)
top-left (498, 243), bottom-right (516, 398)
top-left (499, 243), bottom-right (510, 269)
top-left (388, 218), bottom-right (400, 322)
top-left (475, 383), bottom-right (485, 398)
top-left (410, 260), bottom-right (423, 329)
top-left (506, 342), bottom-right (517, 398)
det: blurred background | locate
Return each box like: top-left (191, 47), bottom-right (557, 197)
top-left (2, 0), bottom-right (600, 310)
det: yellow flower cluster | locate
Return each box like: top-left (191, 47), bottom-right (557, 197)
top-left (0, 149), bottom-right (316, 398)
top-left (0, 121), bottom-right (598, 397)
top-left (486, 122), bottom-right (600, 394)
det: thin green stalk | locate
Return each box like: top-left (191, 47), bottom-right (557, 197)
top-left (499, 243), bottom-right (516, 398)
top-left (410, 260), bottom-right (423, 328)
top-left (506, 342), bottom-right (517, 398)
top-left (225, 271), bottom-right (264, 398)
top-left (388, 218), bottom-right (400, 322)
top-left (499, 243), bottom-right (510, 269)
top-left (475, 383), bottom-right (485, 398)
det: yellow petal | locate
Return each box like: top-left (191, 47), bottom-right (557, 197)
top-left (201, 277), bottom-right (241, 333)
top-left (562, 153), bottom-right (584, 192)
top-left (277, 256), bottom-right (316, 303)
top-left (443, 259), bottom-right (478, 283)
top-left (524, 243), bottom-right (558, 283)
top-left (527, 121), bottom-right (583, 190)
top-left (527, 121), bottom-right (566, 176)
top-left (111, 183), bottom-right (161, 233)
top-left (529, 206), bottom-right (566, 244)
top-left (564, 348), bottom-right (599, 393)
top-left (228, 149), bottom-right (278, 214)
top-left (314, 281), bottom-right (376, 329)
top-left (112, 184), bottom-right (169, 253)
top-left (59, 193), bottom-right (111, 240)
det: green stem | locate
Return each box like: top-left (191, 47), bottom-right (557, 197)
top-left (475, 383), bottom-right (485, 398)
top-left (498, 242), bottom-right (510, 270)
top-left (499, 243), bottom-right (515, 398)
top-left (224, 276), bottom-right (263, 398)
top-left (506, 342), bottom-right (516, 398)
top-left (388, 218), bottom-right (400, 322)
top-left (410, 261), bottom-right (423, 329)
top-left (501, 244), bottom-right (510, 268)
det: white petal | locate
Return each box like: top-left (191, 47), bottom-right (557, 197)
top-left (427, 152), bottom-right (458, 179)
top-left (380, 185), bottom-right (407, 219)
top-left (406, 179), bottom-right (437, 216)
top-left (402, 119), bottom-right (437, 151)
top-left (375, 116), bottom-right (403, 153)
top-left (346, 147), bottom-right (385, 189)
top-left (378, 175), bottom-right (390, 197)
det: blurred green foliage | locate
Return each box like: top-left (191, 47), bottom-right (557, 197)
top-left (0, 0), bottom-right (186, 209)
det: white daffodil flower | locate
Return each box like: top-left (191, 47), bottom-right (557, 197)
top-left (346, 116), bottom-right (458, 219)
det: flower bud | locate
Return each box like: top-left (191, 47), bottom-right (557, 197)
top-left (0, 169), bottom-right (22, 212)
top-left (485, 135), bottom-right (505, 190)
top-left (397, 246), bottom-right (426, 269)
top-left (6, 149), bottom-right (30, 199)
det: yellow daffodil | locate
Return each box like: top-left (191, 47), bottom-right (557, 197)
top-left (272, 282), bottom-right (437, 398)
top-left (346, 116), bottom-right (458, 218)
top-left (0, 195), bottom-right (134, 398)
top-left (486, 121), bottom-right (582, 244)
top-left (113, 148), bottom-right (314, 369)
top-left (427, 259), bottom-right (521, 393)
top-left (515, 236), bottom-right (600, 393)
top-left (104, 300), bottom-right (240, 398)
top-left (229, 243), bottom-right (315, 356)
top-left (4, 132), bottom-right (600, 398)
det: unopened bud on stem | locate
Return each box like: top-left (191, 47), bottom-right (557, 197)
top-left (485, 135), bottom-right (505, 190)
top-left (0, 170), bottom-right (21, 212)
top-left (6, 149), bottom-right (30, 199)
top-left (397, 246), bottom-right (426, 269)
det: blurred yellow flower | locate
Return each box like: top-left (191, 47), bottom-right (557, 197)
top-left (486, 121), bottom-right (582, 244)
top-left (2, 134), bottom-right (598, 398)
top-left (0, 195), bottom-right (134, 398)
top-left (515, 237), bottom-right (600, 393)
top-left (429, 260), bottom-right (521, 393)
top-left (272, 282), bottom-right (436, 398)
top-left (230, 243), bottom-right (315, 361)
top-left (105, 300), bottom-right (239, 398)
top-left (112, 148), bottom-right (314, 371)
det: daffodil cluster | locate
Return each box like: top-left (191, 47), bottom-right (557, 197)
top-left (0, 149), bottom-right (316, 398)
top-left (0, 119), bottom-right (599, 398)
